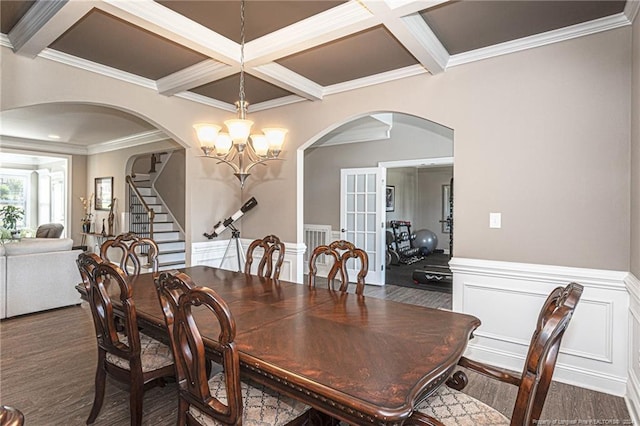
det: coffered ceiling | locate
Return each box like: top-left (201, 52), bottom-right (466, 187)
top-left (0, 0), bottom-right (638, 148)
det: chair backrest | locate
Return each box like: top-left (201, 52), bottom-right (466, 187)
top-left (244, 234), bottom-right (285, 279)
top-left (100, 232), bottom-right (159, 276)
top-left (308, 240), bottom-right (368, 295)
top-left (76, 252), bottom-right (143, 364)
top-left (155, 271), bottom-right (243, 424)
top-left (512, 282), bottom-right (583, 425)
top-left (35, 223), bottom-right (64, 238)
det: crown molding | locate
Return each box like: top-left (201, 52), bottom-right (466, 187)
top-left (324, 64), bottom-right (426, 96)
top-left (157, 60), bottom-right (233, 96)
top-left (250, 95), bottom-right (306, 112)
top-left (318, 126), bottom-right (391, 147)
top-left (39, 48), bottom-right (157, 90)
top-left (7, 0), bottom-right (67, 55)
top-left (625, 0), bottom-right (640, 22)
top-left (0, 135), bottom-right (88, 155)
top-left (0, 34), bottom-right (12, 48)
top-left (448, 12), bottom-right (631, 68)
top-left (175, 91), bottom-right (236, 113)
top-left (87, 130), bottom-right (168, 155)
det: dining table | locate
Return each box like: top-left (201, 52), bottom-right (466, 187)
top-left (78, 265), bottom-right (480, 425)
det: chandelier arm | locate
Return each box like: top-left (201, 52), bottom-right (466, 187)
top-left (214, 157), bottom-right (241, 174)
top-left (245, 158), bottom-right (282, 174)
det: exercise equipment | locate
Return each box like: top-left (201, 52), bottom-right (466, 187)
top-left (388, 221), bottom-right (424, 265)
top-left (414, 228), bottom-right (438, 255)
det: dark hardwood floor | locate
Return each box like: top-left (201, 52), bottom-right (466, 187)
top-left (0, 284), bottom-right (630, 425)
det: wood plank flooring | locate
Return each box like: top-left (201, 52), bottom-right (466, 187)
top-left (0, 284), bottom-right (630, 425)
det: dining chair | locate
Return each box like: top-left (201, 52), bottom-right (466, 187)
top-left (244, 234), bottom-right (285, 279)
top-left (100, 232), bottom-right (159, 276)
top-left (0, 405), bottom-right (24, 426)
top-left (76, 252), bottom-right (174, 426)
top-left (406, 282), bottom-right (583, 426)
top-left (308, 240), bottom-right (368, 295)
top-left (154, 270), bottom-right (312, 426)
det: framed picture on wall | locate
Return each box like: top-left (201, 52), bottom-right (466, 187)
top-left (95, 177), bottom-right (114, 211)
top-left (386, 185), bottom-right (395, 212)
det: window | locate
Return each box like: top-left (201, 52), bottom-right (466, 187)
top-left (0, 171), bottom-right (29, 229)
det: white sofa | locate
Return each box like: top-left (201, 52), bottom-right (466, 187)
top-left (1, 238), bottom-right (83, 318)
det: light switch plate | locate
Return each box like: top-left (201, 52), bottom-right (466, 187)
top-left (489, 212), bottom-right (501, 228)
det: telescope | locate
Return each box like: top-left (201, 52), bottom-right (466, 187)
top-left (204, 197), bottom-right (257, 239)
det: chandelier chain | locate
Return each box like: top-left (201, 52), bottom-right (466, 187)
top-left (239, 0), bottom-right (246, 107)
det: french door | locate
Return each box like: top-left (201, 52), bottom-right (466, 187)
top-left (339, 167), bottom-right (385, 285)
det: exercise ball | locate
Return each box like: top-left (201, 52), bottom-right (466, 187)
top-left (414, 229), bottom-right (438, 254)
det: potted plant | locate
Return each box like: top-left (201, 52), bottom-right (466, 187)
top-left (80, 194), bottom-right (94, 233)
top-left (0, 205), bottom-right (24, 238)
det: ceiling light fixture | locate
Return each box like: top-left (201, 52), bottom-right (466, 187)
top-left (193, 0), bottom-right (287, 188)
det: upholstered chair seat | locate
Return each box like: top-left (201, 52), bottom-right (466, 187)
top-left (413, 385), bottom-right (509, 425)
top-left (105, 332), bottom-right (173, 373)
top-left (189, 373), bottom-right (311, 426)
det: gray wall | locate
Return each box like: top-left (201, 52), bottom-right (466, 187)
top-left (304, 117), bottom-right (453, 230)
top-left (3, 25), bottom-right (635, 272)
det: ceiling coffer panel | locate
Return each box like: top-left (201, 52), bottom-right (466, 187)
top-left (277, 26), bottom-right (419, 87)
top-left (50, 9), bottom-right (209, 80)
top-left (157, 0), bottom-right (346, 43)
top-left (420, 0), bottom-right (627, 55)
top-left (191, 73), bottom-right (293, 106)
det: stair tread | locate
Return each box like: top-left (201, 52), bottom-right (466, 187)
top-left (159, 249), bottom-right (185, 254)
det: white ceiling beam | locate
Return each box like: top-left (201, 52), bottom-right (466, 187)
top-left (249, 63), bottom-right (324, 101)
top-left (97, 0), bottom-right (239, 65)
top-left (382, 0), bottom-right (451, 17)
top-left (9, 0), bottom-right (94, 58)
top-left (157, 60), bottom-right (235, 96)
top-left (362, 0), bottom-right (447, 74)
top-left (244, 2), bottom-right (378, 65)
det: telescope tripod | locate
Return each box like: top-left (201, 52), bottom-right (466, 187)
top-left (220, 224), bottom-right (245, 272)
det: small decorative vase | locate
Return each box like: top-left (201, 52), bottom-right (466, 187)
top-left (82, 222), bottom-right (91, 233)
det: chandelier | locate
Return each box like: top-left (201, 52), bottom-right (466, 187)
top-left (193, 0), bottom-right (287, 188)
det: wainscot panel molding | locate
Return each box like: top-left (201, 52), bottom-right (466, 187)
top-left (191, 239), bottom-right (306, 283)
top-left (626, 273), bottom-right (640, 425)
top-left (449, 257), bottom-right (629, 397)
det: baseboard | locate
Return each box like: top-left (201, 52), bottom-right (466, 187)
top-left (450, 257), bottom-right (630, 397)
top-left (626, 273), bottom-right (640, 423)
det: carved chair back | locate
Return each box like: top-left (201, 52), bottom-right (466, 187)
top-left (100, 232), bottom-right (159, 276)
top-left (308, 240), bottom-right (368, 295)
top-left (245, 234), bottom-right (285, 279)
top-left (77, 252), bottom-right (143, 362)
top-left (154, 271), bottom-right (243, 424)
top-left (512, 282), bottom-right (583, 425)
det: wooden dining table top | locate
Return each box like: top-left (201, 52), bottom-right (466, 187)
top-left (89, 265), bottom-right (481, 425)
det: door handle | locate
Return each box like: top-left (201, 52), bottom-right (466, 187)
top-left (340, 228), bottom-right (347, 233)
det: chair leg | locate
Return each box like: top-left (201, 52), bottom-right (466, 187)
top-left (178, 397), bottom-right (189, 426)
top-left (129, 374), bottom-right (144, 426)
top-left (87, 351), bottom-right (107, 424)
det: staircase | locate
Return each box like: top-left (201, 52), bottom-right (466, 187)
top-left (130, 176), bottom-right (186, 271)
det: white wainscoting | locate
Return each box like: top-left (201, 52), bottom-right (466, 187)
top-left (191, 238), bottom-right (306, 283)
top-left (450, 257), bottom-right (630, 397)
top-left (626, 273), bottom-right (640, 425)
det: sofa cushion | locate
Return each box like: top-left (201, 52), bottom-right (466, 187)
top-left (4, 238), bottom-right (73, 255)
top-left (35, 223), bottom-right (64, 238)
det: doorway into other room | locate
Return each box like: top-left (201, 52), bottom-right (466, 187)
top-left (302, 112), bottom-right (454, 294)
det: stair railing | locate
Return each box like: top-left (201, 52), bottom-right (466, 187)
top-left (126, 175), bottom-right (155, 247)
